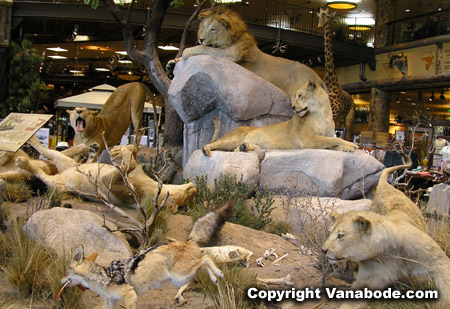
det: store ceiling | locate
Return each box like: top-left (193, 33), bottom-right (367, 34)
top-left (12, 0), bottom-right (450, 121)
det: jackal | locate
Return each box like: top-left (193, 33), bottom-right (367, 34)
top-left (58, 201), bottom-right (234, 308)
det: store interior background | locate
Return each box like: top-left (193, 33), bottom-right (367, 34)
top-left (8, 0), bottom-right (450, 163)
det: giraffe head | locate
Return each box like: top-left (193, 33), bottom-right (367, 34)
top-left (317, 7), bottom-right (335, 28)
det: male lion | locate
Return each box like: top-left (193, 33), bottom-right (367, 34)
top-left (173, 6), bottom-right (325, 102)
top-left (322, 161), bottom-right (450, 308)
top-left (202, 81), bottom-right (357, 156)
top-left (68, 82), bottom-right (155, 158)
top-left (16, 136), bottom-right (197, 213)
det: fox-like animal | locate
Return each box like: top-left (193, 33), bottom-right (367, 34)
top-left (58, 202), bottom-right (234, 308)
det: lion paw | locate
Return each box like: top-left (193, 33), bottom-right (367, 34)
top-left (336, 145), bottom-right (357, 152)
top-left (234, 143), bottom-right (248, 152)
top-left (166, 58), bottom-right (181, 72)
top-left (15, 157), bottom-right (31, 171)
top-left (202, 147), bottom-right (212, 157)
top-left (110, 145), bottom-right (125, 159)
top-left (89, 142), bottom-right (100, 154)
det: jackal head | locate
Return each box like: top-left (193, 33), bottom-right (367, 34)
top-left (60, 244), bottom-right (101, 289)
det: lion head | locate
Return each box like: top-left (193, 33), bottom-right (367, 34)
top-left (197, 7), bottom-right (249, 48)
top-left (322, 211), bottom-right (379, 264)
top-left (292, 81), bottom-right (333, 119)
top-left (68, 107), bottom-right (97, 133)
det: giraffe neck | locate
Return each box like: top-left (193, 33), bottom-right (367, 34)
top-left (323, 23), bottom-right (340, 92)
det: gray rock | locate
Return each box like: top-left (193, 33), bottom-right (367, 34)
top-left (260, 149), bottom-right (384, 199)
top-left (183, 149), bottom-right (260, 193)
top-left (273, 196), bottom-right (372, 231)
top-left (168, 55), bottom-right (292, 166)
top-left (24, 207), bottom-right (132, 266)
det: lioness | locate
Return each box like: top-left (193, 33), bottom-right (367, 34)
top-left (172, 6), bottom-right (325, 103)
top-left (16, 136), bottom-right (196, 213)
top-left (0, 143), bottom-right (92, 189)
top-left (68, 82), bottom-right (155, 158)
top-left (322, 162), bottom-right (450, 308)
top-left (202, 81), bottom-right (357, 156)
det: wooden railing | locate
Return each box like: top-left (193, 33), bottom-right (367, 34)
top-left (386, 8), bottom-right (450, 45)
top-left (14, 0), bottom-right (375, 46)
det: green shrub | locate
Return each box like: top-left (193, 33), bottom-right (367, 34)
top-left (186, 174), bottom-right (274, 230)
top-left (139, 193), bottom-right (169, 247)
top-left (264, 220), bottom-right (291, 236)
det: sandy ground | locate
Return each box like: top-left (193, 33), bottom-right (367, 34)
top-left (1, 198), bottom-right (349, 309)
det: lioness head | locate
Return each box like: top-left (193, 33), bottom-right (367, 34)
top-left (197, 7), bottom-right (248, 47)
top-left (67, 107), bottom-right (97, 132)
top-left (292, 81), bottom-right (332, 118)
top-left (322, 211), bottom-right (377, 264)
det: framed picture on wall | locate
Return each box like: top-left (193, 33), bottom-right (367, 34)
top-left (396, 130), bottom-right (405, 142)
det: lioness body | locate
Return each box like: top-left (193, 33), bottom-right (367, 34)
top-left (322, 162), bottom-right (449, 308)
top-left (16, 137), bottom-right (196, 212)
top-left (0, 143), bottom-right (91, 187)
top-left (202, 81), bottom-right (357, 156)
top-left (179, 7), bottom-right (325, 102)
top-left (68, 82), bottom-right (154, 158)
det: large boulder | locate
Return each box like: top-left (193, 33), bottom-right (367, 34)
top-left (183, 149), bottom-right (260, 192)
top-left (168, 55), bottom-right (292, 166)
top-left (24, 207), bottom-right (132, 266)
top-left (270, 196), bottom-right (372, 229)
top-left (184, 149), bottom-right (384, 200)
top-left (260, 149), bottom-right (384, 199)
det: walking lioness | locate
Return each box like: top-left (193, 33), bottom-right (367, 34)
top-left (68, 82), bottom-right (155, 158)
top-left (322, 159), bottom-right (450, 308)
top-left (202, 81), bottom-right (357, 156)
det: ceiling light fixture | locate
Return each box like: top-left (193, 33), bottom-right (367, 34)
top-left (95, 68), bottom-right (110, 72)
top-left (405, 9), bottom-right (411, 12)
top-left (46, 47), bottom-right (68, 52)
top-left (73, 35), bottom-right (90, 42)
top-left (215, 0), bottom-right (242, 3)
top-left (48, 55), bottom-right (67, 59)
top-left (326, 1), bottom-right (357, 10)
top-left (115, 51), bottom-right (128, 55)
top-left (158, 45), bottom-right (180, 51)
top-left (347, 25), bottom-right (372, 31)
top-left (429, 92), bottom-right (435, 101)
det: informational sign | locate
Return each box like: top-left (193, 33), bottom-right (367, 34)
top-left (0, 113), bottom-right (53, 152)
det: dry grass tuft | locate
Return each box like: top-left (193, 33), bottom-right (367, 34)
top-left (4, 181), bottom-right (33, 202)
top-left (0, 220), bottom-right (83, 307)
top-left (193, 263), bottom-right (258, 309)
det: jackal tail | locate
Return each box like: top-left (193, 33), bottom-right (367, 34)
top-left (188, 201), bottom-right (234, 246)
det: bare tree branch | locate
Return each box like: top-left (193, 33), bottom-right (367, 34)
top-left (176, 0), bottom-right (212, 58)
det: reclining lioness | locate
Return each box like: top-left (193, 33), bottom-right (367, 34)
top-left (202, 81), bottom-right (357, 156)
top-left (16, 136), bottom-right (196, 213)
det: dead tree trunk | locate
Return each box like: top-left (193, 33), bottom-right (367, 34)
top-left (101, 0), bottom-right (183, 146)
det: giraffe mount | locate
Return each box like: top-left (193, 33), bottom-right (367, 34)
top-left (318, 6), bottom-right (356, 141)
